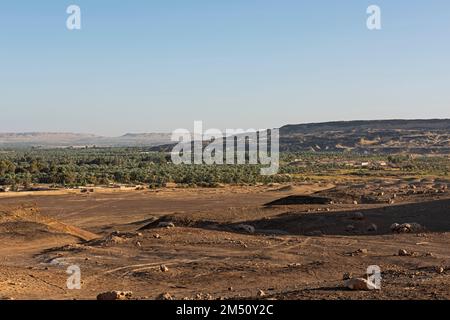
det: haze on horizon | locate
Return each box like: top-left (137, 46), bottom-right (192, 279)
top-left (1, 0), bottom-right (450, 136)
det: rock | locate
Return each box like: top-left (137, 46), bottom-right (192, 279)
top-left (257, 290), bottom-right (266, 297)
top-left (390, 223), bottom-right (400, 231)
top-left (367, 223), bottom-right (378, 232)
top-left (345, 278), bottom-right (379, 291)
top-left (391, 222), bottom-right (425, 234)
top-left (97, 291), bottom-right (133, 301)
top-left (436, 267), bottom-right (445, 274)
top-left (287, 263), bottom-right (302, 268)
top-left (398, 249), bottom-right (409, 256)
top-left (236, 224), bottom-right (255, 234)
top-left (353, 200), bottom-right (359, 205)
top-left (160, 264), bottom-right (169, 272)
top-left (346, 224), bottom-right (356, 232)
top-left (0, 296), bottom-right (15, 300)
top-left (158, 221), bottom-right (175, 228)
top-left (348, 248), bottom-right (368, 256)
top-left (153, 234), bottom-right (161, 239)
top-left (342, 272), bottom-right (353, 280)
top-left (157, 292), bottom-right (173, 300)
top-left (349, 212), bottom-right (364, 221)
top-left (195, 293), bottom-right (213, 300)
top-left (307, 230), bottom-right (324, 236)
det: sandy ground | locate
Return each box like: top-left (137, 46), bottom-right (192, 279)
top-left (0, 182), bottom-right (449, 300)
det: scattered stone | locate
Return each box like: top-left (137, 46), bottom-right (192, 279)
top-left (97, 291), bottom-right (133, 301)
top-left (195, 293), bottom-right (213, 300)
top-left (257, 290), bottom-right (266, 297)
top-left (153, 234), bottom-right (161, 239)
top-left (398, 249), bottom-right (420, 257)
top-left (367, 223), bottom-right (378, 232)
top-left (345, 278), bottom-right (379, 291)
top-left (157, 292), bottom-right (173, 300)
top-left (160, 264), bottom-right (169, 272)
top-left (391, 222), bottom-right (425, 234)
top-left (236, 224), bottom-right (255, 234)
top-left (136, 241), bottom-right (142, 248)
top-left (436, 267), bottom-right (445, 274)
top-left (158, 221), bottom-right (175, 228)
top-left (342, 272), bottom-right (353, 280)
top-left (348, 248), bottom-right (368, 256)
top-left (352, 200), bottom-right (359, 205)
top-left (288, 263), bottom-right (302, 268)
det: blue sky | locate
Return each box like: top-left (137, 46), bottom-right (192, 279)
top-left (0, 1), bottom-right (449, 136)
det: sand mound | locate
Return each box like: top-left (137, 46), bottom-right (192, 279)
top-left (0, 206), bottom-right (98, 241)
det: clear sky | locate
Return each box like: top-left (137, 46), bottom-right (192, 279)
top-left (1, 1), bottom-right (449, 136)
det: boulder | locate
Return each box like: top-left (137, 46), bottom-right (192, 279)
top-left (345, 278), bottom-right (379, 291)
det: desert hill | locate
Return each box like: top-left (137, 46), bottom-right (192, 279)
top-left (1, 119), bottom-right (449, 154)
top-left (0, 132), bottom-right (172, 148)
top-left (279, 119), bottom-right (450, 153)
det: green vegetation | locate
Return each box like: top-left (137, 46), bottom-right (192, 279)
top-left (0, 148), bottom-right (448, 189)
